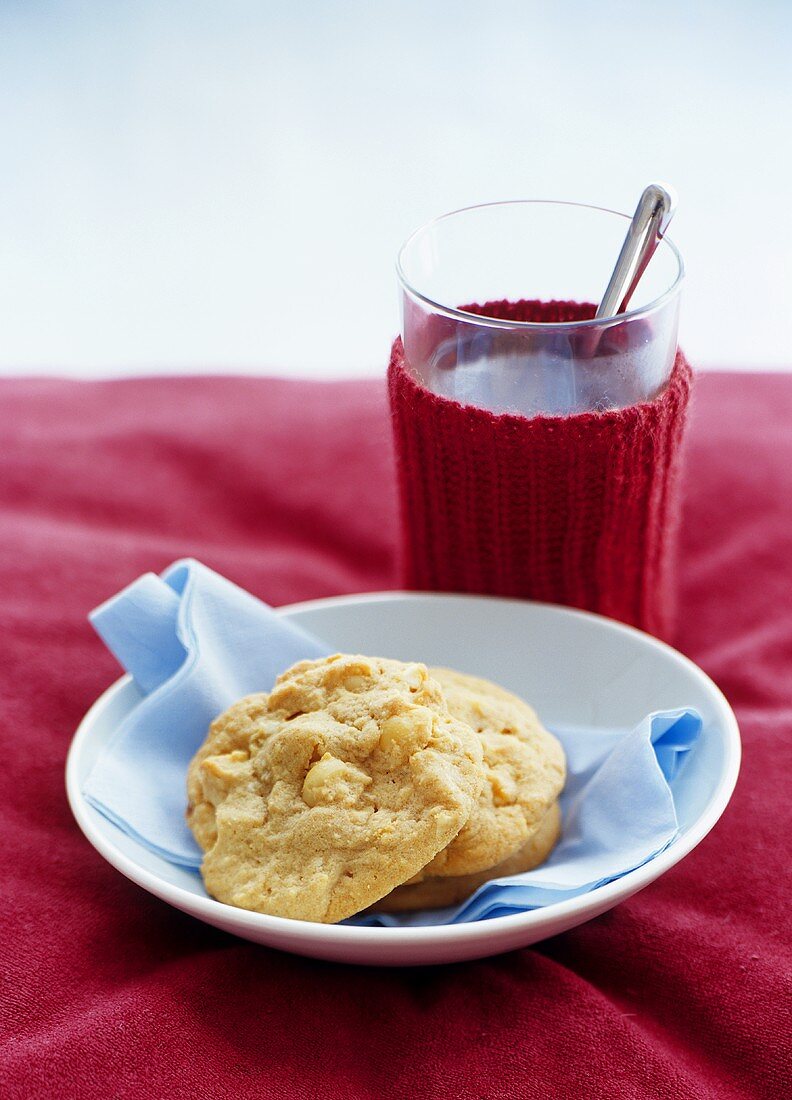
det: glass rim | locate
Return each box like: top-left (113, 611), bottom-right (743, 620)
top-left (396, 199), bottom-right (685, 331)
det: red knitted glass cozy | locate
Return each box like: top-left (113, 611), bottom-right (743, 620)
top-left (387, 300), bottom-right (693, 639)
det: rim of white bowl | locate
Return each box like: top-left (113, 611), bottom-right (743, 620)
top-left (66, 592), bottom-right (741, 946)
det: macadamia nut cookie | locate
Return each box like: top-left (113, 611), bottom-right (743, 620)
top-left (187, 655), bottom-right (483, 923)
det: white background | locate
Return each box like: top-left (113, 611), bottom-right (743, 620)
top-left (0, 0), bottom-right (790, 378)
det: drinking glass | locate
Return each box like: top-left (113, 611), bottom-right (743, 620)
top-left (397, 200), bottom-right (684, 416)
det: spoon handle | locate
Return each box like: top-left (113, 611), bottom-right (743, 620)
top-left (595, 183), bottom-right (677, 319)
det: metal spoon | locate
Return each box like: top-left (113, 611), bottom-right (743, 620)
top-left (595, 183), bottom-right (677, 318)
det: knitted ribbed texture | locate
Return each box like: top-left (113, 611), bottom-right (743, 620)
top-left (388, 300), bottom-right (693, 639)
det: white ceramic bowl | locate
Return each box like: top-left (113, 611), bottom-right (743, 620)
top-left (66, 593), bottom-right (740, 967)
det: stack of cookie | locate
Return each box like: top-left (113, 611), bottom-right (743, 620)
top-left (187, 655), bottom-right (566, 924)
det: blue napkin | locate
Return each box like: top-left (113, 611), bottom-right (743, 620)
top-left (84, 559), bottom-right (701, 925)
top-left (85, 560), bottom-right (327, 866)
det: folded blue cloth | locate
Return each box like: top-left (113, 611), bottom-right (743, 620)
top-left (84, 559), bottom-right (701, 926)
top-left (86, 560), bottom-right (327, 866)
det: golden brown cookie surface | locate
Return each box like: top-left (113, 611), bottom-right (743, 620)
top-left (186, 692), bottom-right (269, 852)
top-left (187, 655), bottom-right (483, 923)
top-left (409, 668), bottom-right (566, 880)
top-left (374, 800), bottom-right (562, 911)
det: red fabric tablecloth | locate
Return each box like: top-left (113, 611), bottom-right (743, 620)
top-left (1, 373), bottom-right (790, 1099)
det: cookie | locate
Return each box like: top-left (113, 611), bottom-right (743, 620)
top-left (374, 800), bottom-right (562, 912)
top-left (187, 655), bottom-right (484, 923)
top-left (409, 667), bottom-right (566, 880)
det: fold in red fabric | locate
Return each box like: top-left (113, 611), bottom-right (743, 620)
top-left (1, 372), bottom-right (789, 1099)
top-left (389, 301), bottom-right (693, 639)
